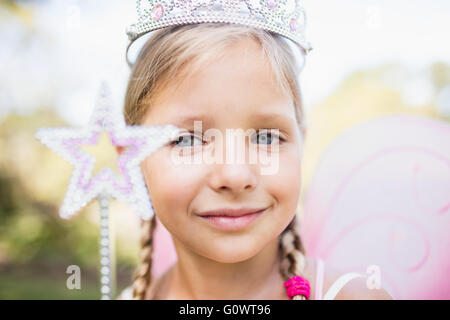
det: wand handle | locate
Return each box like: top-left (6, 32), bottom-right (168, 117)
top-left (99, 194), bottom-right (114, 300)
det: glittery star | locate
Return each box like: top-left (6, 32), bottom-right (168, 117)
top-left (35, 81), bottom-right (180, 220)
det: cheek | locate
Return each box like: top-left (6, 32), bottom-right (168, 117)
top-left (140, 151), bottom-right (204, 227)
top-left (265, 147), bottom-right (302, 217)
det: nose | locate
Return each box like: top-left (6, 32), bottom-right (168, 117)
top-left (209, 162), bottom-right (258, 194)
top-left (208, 130), bottom-right (258, 194)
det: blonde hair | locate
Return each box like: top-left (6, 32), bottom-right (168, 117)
top-left (123, 23), bottom-right (308, 300)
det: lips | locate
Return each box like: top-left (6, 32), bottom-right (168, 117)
top-left (197, 207), bottom-right (268, 217)
top-left (196, 207), bottom-right (269, 231)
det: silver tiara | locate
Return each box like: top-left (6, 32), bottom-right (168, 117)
top-left (125, 0), bottom-right (312, 66)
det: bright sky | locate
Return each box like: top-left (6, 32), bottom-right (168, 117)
top-left (0, 0), bottom-right (449, 125)
top-left (301, 0), bottom-right (450, 107)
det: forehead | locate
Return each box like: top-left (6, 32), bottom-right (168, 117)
top-left (142, 39), bottom-right (296, 127)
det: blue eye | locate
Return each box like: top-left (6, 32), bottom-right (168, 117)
top-left (252, 129), bottom-right (284, 145)
top-left (171, 130), bottom-right (284, 147)
top-left (171, 132), bottom-right (203, 148)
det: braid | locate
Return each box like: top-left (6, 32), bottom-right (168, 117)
top-left (279, 215), bottom-right (308, 300)
top-left (132, 214), bottom-right (157, 300)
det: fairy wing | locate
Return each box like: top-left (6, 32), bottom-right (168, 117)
top-left (301, 115), bottom-right (450, 299)
top-left (151, 216), bottom-right (178, 279)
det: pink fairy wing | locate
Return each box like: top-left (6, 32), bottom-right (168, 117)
top-left (301, 115), bottom-right (450, 299)
top-left (152, 216), bottom-right (177, 278)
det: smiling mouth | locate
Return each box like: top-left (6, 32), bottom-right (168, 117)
top-left (196, 207), bottom-right (268, 231)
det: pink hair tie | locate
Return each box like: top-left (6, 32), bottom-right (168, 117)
top-left (284, 275), bottom-right (311, 300)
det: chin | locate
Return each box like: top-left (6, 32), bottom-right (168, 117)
top-left (205, 249), bottom-right (258, 264)
top-left (197, 235), bottom-right (267, 263)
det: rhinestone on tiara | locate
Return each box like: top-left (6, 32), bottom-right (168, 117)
top-left (125, 0), bottom-right (312, 66)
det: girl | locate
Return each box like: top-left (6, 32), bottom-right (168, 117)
top-left (118, 23), bottom-right (392, 300)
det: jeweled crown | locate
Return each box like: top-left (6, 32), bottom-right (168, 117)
top-left (126, 0), bottom-right (312, 66)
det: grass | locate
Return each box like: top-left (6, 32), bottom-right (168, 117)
top-left (0, 271), bottom-right (101, 300)
top-left (0, 263), bottom-right (134, 300)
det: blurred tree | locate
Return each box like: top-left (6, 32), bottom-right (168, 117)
top-left (0, 107), bottom-right (141, 298)
top-left (430, 62), bottom-right (450, 90)
top-left (0, 109), bottom-right (99, 267)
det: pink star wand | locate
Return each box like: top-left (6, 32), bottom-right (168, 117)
top-left (35, 81), bottom-right (180, 299)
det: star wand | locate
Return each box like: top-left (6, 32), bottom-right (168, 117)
top-left (35, 81), bottom-right (180, 299)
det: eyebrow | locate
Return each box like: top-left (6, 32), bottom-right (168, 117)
top-left (170, 112), bottom-right (295, 130)
top-left (170, 114), bottom-right (215, 128)
top-left (252, 112), bottom-right (296, 125)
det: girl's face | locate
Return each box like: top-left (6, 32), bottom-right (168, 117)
top-left (140, 39), bottom-right (303, 263)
